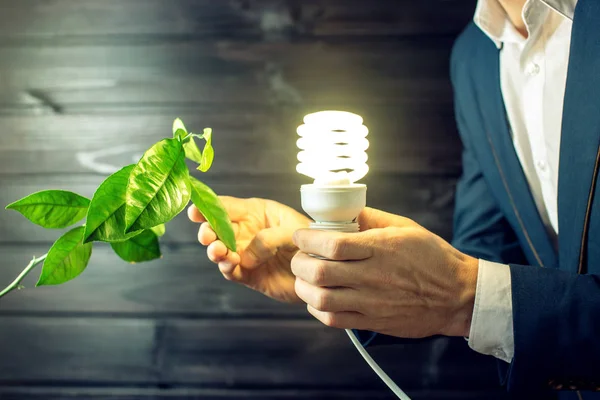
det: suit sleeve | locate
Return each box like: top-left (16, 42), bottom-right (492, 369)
top-left (434, 114), bottom-right (600, 391)
top-left (505, 265), bottom-right (600, 391)
top-left (451, 38), bottom-right (600, 392)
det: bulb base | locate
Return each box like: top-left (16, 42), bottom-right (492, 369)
top-left (309, 221), bottom-right (360, 233)
top-left (300, 183), bottom-right (366, 227)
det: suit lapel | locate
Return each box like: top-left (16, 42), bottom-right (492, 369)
top-left (557, 0), bottom-right (600, 274)
top-left (475, 40), bottom-right (559, 269)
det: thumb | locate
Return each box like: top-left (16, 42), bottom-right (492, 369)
top-left (358, 207), bottom-right (416, 231)
top-left (240, 227), bottom-right (296, 269)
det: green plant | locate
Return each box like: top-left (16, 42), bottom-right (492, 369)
top-left (0, 118), bottom-right (235, 298)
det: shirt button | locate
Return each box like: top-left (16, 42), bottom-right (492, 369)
top-left (536, 159), bottom-right (547, 172)
top-left (527, 63), bottom-right (540, 76)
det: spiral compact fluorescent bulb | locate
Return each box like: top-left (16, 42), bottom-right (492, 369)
top-left (296, 110), bottom-right (369, 185)
top-left (297, 111), bottom-right (369, 232)
top-left (296, 111), bottom-right (411, 400)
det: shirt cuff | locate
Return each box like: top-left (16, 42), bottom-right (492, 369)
top-left (467, 259), bottom-right (515, 363)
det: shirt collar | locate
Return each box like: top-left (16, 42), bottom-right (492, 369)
top-left (544, 0), bottom-right (577, 19)
top-left (474, 0), bottom-right (577, 49)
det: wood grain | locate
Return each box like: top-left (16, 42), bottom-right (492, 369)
top-left (0, 244), bottom-right (305, 316)
top-left (0, 387), bottom-right (400, 400)
top-left (0, 39), bottom-right (456, 114)
top-left (0, 387), bottom-right (509, 400)
top-left (0, 1), bottom-right (490, 397)
top-left (0, 108), bottom-right (462, 175)
top-left (0, 316), bottom-right (501, 390)
top-left (0, 0), bottom-right (475, 45)
top-left (0, 174), bottom-right (457, 244)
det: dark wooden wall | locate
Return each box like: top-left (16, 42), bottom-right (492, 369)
top-left (0, 1), bottom-right (509, 399)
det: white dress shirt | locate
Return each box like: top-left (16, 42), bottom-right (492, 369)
top-left (467, 0), bottom-right (575, 363)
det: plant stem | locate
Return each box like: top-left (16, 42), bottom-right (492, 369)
top-left (184, 133), bottom-right (204, 141)
top-left (0, 254), bottom-right (47, 299)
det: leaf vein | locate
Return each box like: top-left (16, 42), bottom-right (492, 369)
top-left (129, 142), bottom-right (186, 229)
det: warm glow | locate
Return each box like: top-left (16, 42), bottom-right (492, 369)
top-left (296, 111), bottom-right (369, 184)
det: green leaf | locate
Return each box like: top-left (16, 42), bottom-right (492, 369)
top-left (125, 138), bottom-right (191, 233)
top-left (189, 176), bottom-right (236, 252)
top-left (203, 128), bottom-right (212, 145)
top-left (110, 230), bottom-right (161, 263)
top-left (6, 190), bottom-right (90, 229)
top-left (184, 136), bottom-right (204, 163)
top-left (173, 118), bottom-right (187, 137)
top-left (150, 224), bottom-right (166, 237)
top-left (83, 165), bottom-right (142, 243)
top-left (196, 127), bottom-right (214, 172)
top-left (198, 143), bottom-right (214, 172)
top-left (37, 226), bottom-right (93, 286)
top-left (174, 128), bottom-right (187, 141)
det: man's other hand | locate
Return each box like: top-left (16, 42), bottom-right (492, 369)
top-left (291, 207), bottom-right (478, 338)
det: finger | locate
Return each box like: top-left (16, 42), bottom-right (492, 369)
top-left (218, 252), bottom-right (241, 275)
top-left (358, 207), bottom-right (416, 231)
top-left (207, 240), bottom-right (238, 264)
top-left (292, 229), bottom-right (373, 261)
top-left (188, 205), bottom-right (206, 223)
top-left (241, 227), bottom-right (296, 269)
top-left (198, 223), bottom-right (217, 246)
top-left (306, 305), bottom-right (366, 330)
top-left (220, 262), bottom-right (249, 285)
top-left (295, 278), bottom-right (361, 313)
top-left (290, 252), bottom-right (362, 287)
top-left (220, 264), bottom-right (241, 282)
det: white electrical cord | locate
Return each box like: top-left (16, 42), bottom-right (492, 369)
top-left (345, 329), bottom-right (412, 400)
top-left (304, 218), bottom-right (411, 399)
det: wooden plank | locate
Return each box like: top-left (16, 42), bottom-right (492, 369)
top-left (0, 387), bottom-right (397, 400)
top-left (0, 107), bottom-right (462, 176)
top-left (0, 317), bottom-right (157, 383)
top-left (0, 39), bottom-right (453, 75)
top-left (0, 174), bottom-right (457, 244)
top-left (0, 39), bottom-right (455, 112)
top-left (0, 316), bottom-right (501, 390)
top-left (161, 322), bottom-right (499, 390)
top-left (0, 0), bottom-right (476, 44)
top-left (0, 244), bottom-right (306, 317)
top-left (0, 387), bottom-right (509, 400)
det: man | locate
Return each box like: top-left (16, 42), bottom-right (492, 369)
top-left (188, 0), bottom-right (600, 396)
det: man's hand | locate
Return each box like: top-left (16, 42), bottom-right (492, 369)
top-left (188, 197), bottom-right (310, 303)
top-left (291, 207), bottom-right (479, 338)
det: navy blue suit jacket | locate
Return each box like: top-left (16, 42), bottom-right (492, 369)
top-left (450, 0), bottom-right (600, 394)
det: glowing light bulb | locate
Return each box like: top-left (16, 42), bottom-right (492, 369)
top-left (297, 111), bottom-right (369, 232)
top-left (294, 111), bottom-right (410, 400)
top-left (296, 111), bottom-right (369, 185)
